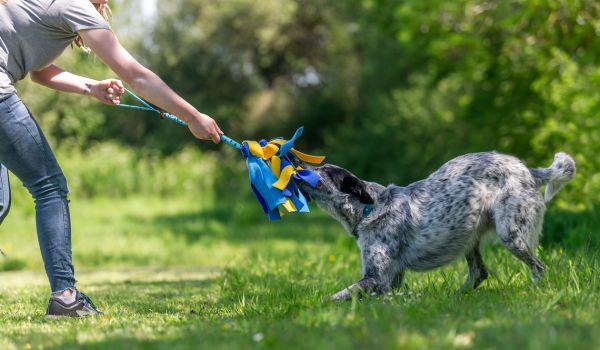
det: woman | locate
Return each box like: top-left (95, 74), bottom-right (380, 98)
top-left (0, 0), bottom-right (223, 318)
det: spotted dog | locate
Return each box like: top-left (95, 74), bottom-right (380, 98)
top-left (300, 152), bottom-right (575, 301)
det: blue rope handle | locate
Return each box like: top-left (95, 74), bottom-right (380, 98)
top-left (220, 135), bottom-right (243, 150)
top-left (116, 88), bottom-right (242, 150)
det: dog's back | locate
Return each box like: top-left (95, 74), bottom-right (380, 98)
top-left (384, 152), bottom-right (575, 271)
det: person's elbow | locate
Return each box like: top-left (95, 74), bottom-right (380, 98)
top-left (118, 64), bottom-right (151, 92)
top-left (29, 71), bottom-right (44, 85)
top-left (128, 76), bottom-right (147, 92)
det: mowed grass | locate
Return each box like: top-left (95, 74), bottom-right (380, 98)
top-left (1, 186), bottom-right (599, 349)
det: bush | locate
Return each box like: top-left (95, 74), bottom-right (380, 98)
top-left (10, 143), bottom-right (219, 204)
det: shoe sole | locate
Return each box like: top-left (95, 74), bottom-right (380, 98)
top-left (44, 310), bottom-right (100, 320)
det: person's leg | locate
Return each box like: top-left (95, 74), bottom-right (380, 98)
top-left (0, 94), bottom-right (75, 293)
top-left (0, 163), bottom-right (10, 257)
top-left (0, 163), bottom-right (10, 225)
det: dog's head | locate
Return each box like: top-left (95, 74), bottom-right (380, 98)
top-left (300, 164), bottom-right (375, 234)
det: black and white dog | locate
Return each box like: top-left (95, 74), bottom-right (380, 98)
top-left (300, 152), bottom-right (575, 300)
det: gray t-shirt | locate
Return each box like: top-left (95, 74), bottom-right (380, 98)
top-left (0, 0), bottom-right (110, 94)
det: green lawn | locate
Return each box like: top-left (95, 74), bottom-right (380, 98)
top-left (1, 190), bottom-right (599, 349)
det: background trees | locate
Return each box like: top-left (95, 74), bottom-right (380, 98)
top-left (18, 0), bottom-right (599, 206)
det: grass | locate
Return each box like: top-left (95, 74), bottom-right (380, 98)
top-left (1, 185), bottom-right (599, 349)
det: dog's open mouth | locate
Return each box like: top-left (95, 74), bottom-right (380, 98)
top-left (297, 177), bottom-right (324, 201)
top-left (299, 179), bottom-right (322, 191)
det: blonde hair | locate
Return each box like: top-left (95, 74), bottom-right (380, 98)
top-left (73, 4), bottom-right (112, 52)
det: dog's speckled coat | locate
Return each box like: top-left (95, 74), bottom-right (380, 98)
top-left (300, 152), bottom-right (575, 300)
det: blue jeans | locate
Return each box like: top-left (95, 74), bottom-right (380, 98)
top-left (0, 93), bottom-right (75, 293)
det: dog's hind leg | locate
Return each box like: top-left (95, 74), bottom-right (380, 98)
top-left (494, 193), bottom-right (546, 282)
top-left (501, 236), bottom-right (546, 282)
top-left (391, 269), bottom-right (405, 289)
top-left (500, 236), bottom-right (546, 282)
top-left (459, 241), bottom-right (488, 292)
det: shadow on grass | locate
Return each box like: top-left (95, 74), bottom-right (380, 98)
top-left (90, 278), bottom-right (220, 317)
top-left (128, 201), bottom-right (600, 250)
top-left (127, 204), bottom-right (345, 245)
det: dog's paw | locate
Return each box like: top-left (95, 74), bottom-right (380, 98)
top-left (456, 280), bottom-right (477, 294)
top-left (330, 289), bottom-right (352, 301)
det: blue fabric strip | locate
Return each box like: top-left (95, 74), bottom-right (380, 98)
top-left (278, 127), bottom-right (304, 156)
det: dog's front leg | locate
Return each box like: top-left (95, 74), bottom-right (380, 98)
top-left (331, 242), bottom-right (398, 301)
top-left (330, 276), bottom-right (379, 301)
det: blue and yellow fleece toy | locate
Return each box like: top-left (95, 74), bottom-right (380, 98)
top-left (116, 88), bottom-right (325, 220)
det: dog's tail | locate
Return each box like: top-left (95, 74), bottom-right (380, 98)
top-left (529, 152), bottom-right (576, 203)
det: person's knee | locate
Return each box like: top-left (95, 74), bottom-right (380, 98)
top-left (28, 173), bottom-right (69, 202)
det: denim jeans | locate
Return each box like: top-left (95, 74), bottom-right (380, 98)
top-left (0, 93), bottom-right (76, 293)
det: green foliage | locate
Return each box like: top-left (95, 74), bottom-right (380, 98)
top-left (141, 0), bottom-right (358, 141)
top-left (0, 257), bottom-right (27, 272)
top-left (330, 0), bottom-right (600, 208)
top-left (59, 143), bottom-right (217, 198)
top-left (9, 0), bottom-right (600, 246)
top-left (8, 143), bottom-right (217, 206)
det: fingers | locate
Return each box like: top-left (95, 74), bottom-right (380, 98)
top-left (188, 115), bottom-right (223, 143)
top-left (104, 87), bottom-right (120, 105)
top-left (192, 129), bottom-right (220, 144)
top-left (210, 119), bottom-right (224, 143)
top-left (109, 79), bottom-right (125, 94)
top-left (101, 79), bottom-right (124, 105)
top-left (208, 122), bottom-right (221, 144)
top-left (215, 121), bottom-right (224, 135)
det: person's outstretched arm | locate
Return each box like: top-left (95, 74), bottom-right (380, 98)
top-left (78, 28), bottom-right (222, 143)
top-left (31, 65), bottom-right (123, 105)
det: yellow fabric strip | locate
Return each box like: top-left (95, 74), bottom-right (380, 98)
top-left (291, 149), bottom-right (326, 164)
top-left (271, 156), bottom-right (281, 177)
top-left (261, 144), bottom-right (279, 159)
top-left (246, 141), bottom-right (265, 159)
top-left (282, 198), bottom-right (297, 213)
top-left (246, 141), bottom-right (280, 160)
top-left (272, 165), bottom-right (296, 190)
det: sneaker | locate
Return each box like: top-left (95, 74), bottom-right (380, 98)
top-left (45, 290), bottom-right (103, 319)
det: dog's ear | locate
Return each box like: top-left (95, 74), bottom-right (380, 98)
top-left (341, 176), bottom-right (374, 205)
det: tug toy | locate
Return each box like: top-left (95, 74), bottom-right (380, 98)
top-left (116, 88), bottom-right (325, 220)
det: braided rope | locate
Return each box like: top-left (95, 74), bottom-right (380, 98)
top-left (116, 88), bottom-right (242, 150)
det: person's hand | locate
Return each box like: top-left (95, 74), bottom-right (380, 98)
top-left (88, 79), bottom-right (125, 105)
top-left (188, 113), bottom-right (224, 144)
top-left (0, 0), bottom-right (8, 5)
